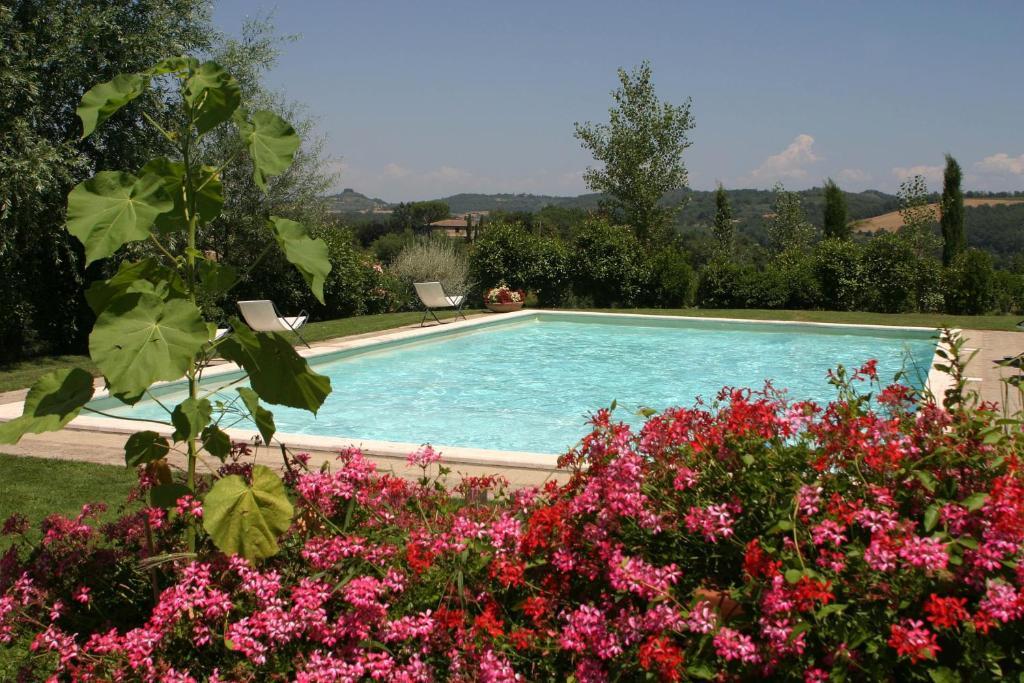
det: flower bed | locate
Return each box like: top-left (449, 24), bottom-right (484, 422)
top-left (2, 364), bottom-right (1023, 681)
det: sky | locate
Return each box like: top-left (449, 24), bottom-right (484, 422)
top-left (213, 0), bottom-right (1024, 202)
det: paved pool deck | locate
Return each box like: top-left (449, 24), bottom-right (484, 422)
top-left (0, 313), bottom-right (1020, 487)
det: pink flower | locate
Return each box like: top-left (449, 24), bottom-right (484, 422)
top-left (684, 503), bottom-right (736, 542)
top-left (685, 600), bottom-right (718, 634)
top-left (713, 626), bottom-right (759, 663)
top-left (898, 536), bottom-right (948, 572)
top-left (407, 444), bottom-right (441, 468)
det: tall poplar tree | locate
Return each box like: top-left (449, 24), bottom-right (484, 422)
top-left (574, 61), bottom-right (695, 244)
top-left (823, 178), bottom-right (850, 240)
top-left (940, 154), bottom-right (966, 266)
top-left (712, 184), bottom-right (734, 254)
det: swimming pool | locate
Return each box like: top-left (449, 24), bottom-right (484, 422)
top-left (88, 312), bottom-right (939, 455)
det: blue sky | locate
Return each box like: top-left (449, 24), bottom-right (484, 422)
top-left (214, 0), bottom-right (1024, 201)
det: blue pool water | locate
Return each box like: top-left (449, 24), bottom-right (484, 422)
top-left (95, 314), bottom-right (937, 454)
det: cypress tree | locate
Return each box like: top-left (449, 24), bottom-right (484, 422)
top-left (712, 184), bottom-right (734, 254)
top-left (823, 178), bottom-right (850, 240)
top-left (941, 154), bottom-right (965, 266)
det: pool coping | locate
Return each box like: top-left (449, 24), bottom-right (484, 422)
top-left (0, 310), bottom-right (948, 471)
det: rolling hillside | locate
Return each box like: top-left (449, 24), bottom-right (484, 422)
top-left (852, 198), bottom-right (1024, 233)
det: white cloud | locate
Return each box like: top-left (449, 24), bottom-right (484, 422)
top-left (749, 134), bottom-right (820, 183)
top-left (974, 152), bottom-right (1024, 176)
top-left (836, 168), bottom-right (871, 184)
top-left (891, 164), bottom-right (943, 188)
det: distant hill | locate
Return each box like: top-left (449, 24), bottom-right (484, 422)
top-left (324, 188), bottom-right (392, 213)
top-left (852, 198), bottom-right (1024, 233)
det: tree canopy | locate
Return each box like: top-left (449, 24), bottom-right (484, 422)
top-left (574, 61), bottom-right (694, 244)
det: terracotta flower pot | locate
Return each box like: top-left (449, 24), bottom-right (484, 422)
top-left (485, 301), bottom-right (525, 313)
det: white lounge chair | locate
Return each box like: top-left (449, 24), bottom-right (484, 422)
top-left (413, 282), bottom-right (467, 326)
top-left (237, 300), bottom-right (311, 347)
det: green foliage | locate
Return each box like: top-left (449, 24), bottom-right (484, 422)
top-left (712, 184), bottom-right (734, 255)
top-left (89, 294), bottom-right (210, 402)
top-left (203, 465), bottom-right (294, 561)
top-left (644, 247), bottom-right (694, 307)
top-left (219, 323), bottom-right (331, 413)
top-left (1, 56), bottom-right (335, 560)
top-left (574, 60), bottom-right (694, 243)
top-left (390, 236), bottom-right (470, 306)
top-left (897, 175), bottom-right (940, 259)
top-left (123, 431), bottom-right (170, 467)
top-left (861, 233), bottom-right (918, 313)
top-left (268, 217), bottom-right (331, 305)
top-left (569, 218), bottom-right (647, 307)
top-left (767, 184), bottom-right (816, 254)
top-left (0, 368), bottom-right (95, 444)
top-left (0, 0), bottom-right (214, 362)
top-left (945, 249), bottom-right (995, 315)
top-left (76, 73), bottom-right (147, 138)
top-left (941, 154), bottom-right (966, 266)
top-left (469, 222), bottom-right (538, 291)
top-left (695, 258), bottom-right (749, 308)
top-left (389, 200), bottom-right (450, 231)
top-left (992, 270), bottom-right (1024, 315)
top-left (814, 238), bottom-right (863, 311)
top-left (822, 178), bottom-right (850, 240)
top-left (372, 230), bottom-right (415, 265)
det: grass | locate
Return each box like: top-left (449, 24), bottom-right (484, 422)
top-left (583, 308), bottom-right (1024, 331)
top-left (0, 354), bottom-right (95, 394)
top-left (0, 453), bottom-right (137, 549)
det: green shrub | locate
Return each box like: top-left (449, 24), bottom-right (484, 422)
top-left (945, 248), bottom-right (995, 315)
top-left (861, 233), bottom-right (917, 313)
top-left (745, 263), bottom-right (791, 309)
top-left (569, 218), bottom-right (647, 307)
top-left (390, 236), bottom-right (470, 305)
top-left (371, 230), bottom-right (414, 265)
top-left (531, 235), bottom-right (571, 307)
top-left (992, 270), bottom-right (1024, 314)
top-left (643, 247), bottom-right (694, 307)
top-left (814, 238), bottom-right (863, 311)
top-left (315, 226), bottom-right (372, 318)
top-left (914, 258), bottom-right (946, 313)
top-left (695, 258), bottom-right (748, 308)
top-left (469, 222), bottom-right (538, 292)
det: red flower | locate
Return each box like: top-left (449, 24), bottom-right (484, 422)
top-left (888, 620), bottom-right (941, 663)
top-left (923, 594), bottom-right (969, 630)
top-left (473, 603), bottom-right (505, 640)
top-left (743, 539), bottom-right (781, 579)
top-left (638, 635), bottom-right (684, 681)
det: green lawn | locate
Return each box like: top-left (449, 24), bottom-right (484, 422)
top-left (0, 354), bottom-right (95, 394)
top-left (0, 454), bottom-right (137, 548)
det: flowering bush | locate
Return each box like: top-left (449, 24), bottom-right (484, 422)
top-left (3, 358), bottom-right (1024, 680)
top-left (483, 282), bottom-right (525, 305)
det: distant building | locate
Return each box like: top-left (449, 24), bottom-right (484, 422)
top-left (428, 211), bottom-right (489, 238)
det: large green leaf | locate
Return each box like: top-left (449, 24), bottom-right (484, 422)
top-left (219, 322), bottom-right (331, 414)
top-left (77, 74), bottom-right (146, 138)
top-left (237, 387), bottom-right (276, 445)
top-left (203, 465), bottom-right (293, 560)
top-left (201, 424), bottom-right (231, 460)
top-left (236, 110), bottom-right (300, 189)
top-left (67, 171), bottom-right (173, 265)
top-left (171, 397), bottom-right (212, 443)
top-left (85, 258), bottom-right (187, 316)
top-left (124, 430), bottom-right (171, 466)
top-left (268, 217), bottom-right (331, 304)
top-left (89, 293), bottom-right (210, 401)
top-left (0, 369), bottom-right (95, 444)
top-left (141, 158), bottom-right (223, 233)
top-left (184, 61), bottom-right (241, 134)
top-left (145, 56), bottom-right (198, 77)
